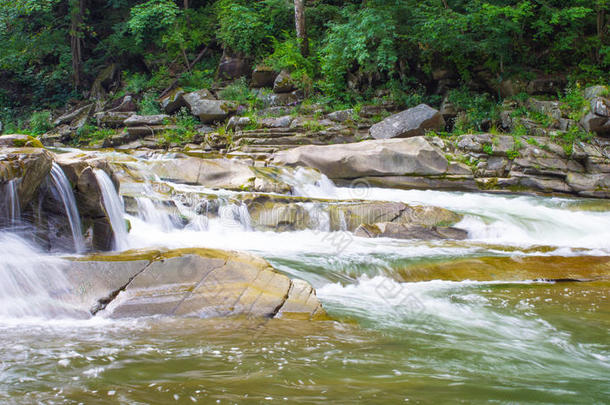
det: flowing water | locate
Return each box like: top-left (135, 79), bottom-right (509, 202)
top-left (0, 151), bottom-right (609, 404)
top-left (94, 169), bottom-right (129, 251)
top-left (49, 163), bottom-right (86, 253)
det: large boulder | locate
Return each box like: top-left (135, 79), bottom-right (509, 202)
top-left (354, 222), bottom-right (468, 240)
top-left (218, 53), bottom-right (250, 80)
top-left (63, 248), bottom-right (325, 320)
top-left (273, 71), bottom-right (297, 93)
top-left (94, 111), bottom-right (135, 128)
top-left (124, 114), bottom-right (169, 127)
top-left (369, 104), bottom-right (445, 140)
top-left (183, 90), bottom-right (237, 123)
top-left (159, 88), bottom-right (187, 114)
top-left (581, 98), bottom-right (610, 136)
top-left (251, 66), bottom-right (278, 88)
top-left (0, 144), bottom-right (53, 208)
top-left (272, 137), bottom-right (449, 179)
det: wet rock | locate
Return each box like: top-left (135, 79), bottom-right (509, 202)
top-left (328, 202), bottom-right (462, 232)
top-left (0, 144), bottom-right (53, 207)
top-left (64, 248), bottom-right (325, 320)
top-left (272, 136), bottom-right (448, 179)
top-left (251, 66), bottom-right (278, 88)
top-left (354, 222), bottom-right (468, 240)
top-left (369, 104), bottom-right (444, 140)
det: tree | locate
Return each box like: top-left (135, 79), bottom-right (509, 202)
top-left (294, 0), bottom-right (308, 57)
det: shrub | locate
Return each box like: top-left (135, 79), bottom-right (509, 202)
top-left (29, 111), bottom-right (52, 135)
top-left (139, 93), bottom-right (162, 115)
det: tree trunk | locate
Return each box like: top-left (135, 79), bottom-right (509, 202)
top-left (70, 0), bottom-right (85, 88)
top-left (294, 0), bottom-right (308, 57)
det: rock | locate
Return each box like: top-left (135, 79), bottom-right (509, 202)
top-left (251, 66), bottom-right (278, 88)
top-left (440, 97), bottom-right (458, 119)
top-left (183, 90), bottom-right (237, 123)
top-left (0, 145), bottom-right (53, 208)
top-left (218, 53), bottom-right (250, 80)
top-left (273, 137), bottom-right (448, 179)
top-left (248, 201), bottom-right (309, 231)
top-left (584, 85), bottom-right (609, 100)
top-left (258, 91), bottom-right (302, 107)
top-left (590, 97), bottom-right (610, 117)
top-left (258, 115), bottom-right (293, 128)
top-left (124, 114), bottom-right (170, 127)
top-left (273, 71), bottom-right (297, 93)
top-left (528, 98), bottom-right (562, 120)
top-left (581, 112), bottom-right (610, 136)
top-left (566, 172), bottom-right (610, 196)
top-left (159, 88), bottom-right (187, 114)
top-left (63, 248), bottom-right (325, 320)
top-left (327, 109), bottom-right (354, 122)
top-left (125, 125), bottom-right (178, 138)
top-left (0, 134), bottom-right (43, 148)
top-left (53, 103), bottom-right (94, 127)
top-left (396, 255), bottom-right (610, 282)
top-left (495, 78), bottom-right (527, 98)
top-left (227, 116), bottom-right (252, 131)
top-left (329, 202), bottom-right (462, 232)
top-left (106, 95), bottom-right (138, 113)
top-left (369, 104), bottom-right (445, 140)
top-left (526, 75), bottom-right (567, 95)
top-left (94, 111), bottom-right (135, 128)
top-left (354, 222), bottom-right (468, 240)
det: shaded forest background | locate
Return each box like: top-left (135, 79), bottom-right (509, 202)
top-left (0, 0), bottom-right (608, 128)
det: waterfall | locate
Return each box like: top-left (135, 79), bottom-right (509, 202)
top-left (0, 232), bottom-right (84, 319)
top-left (136, 197), bottom-right (174, 232)
top-left (49, 163), bottom-right (85, 253)
top-left (218, 203), bottom-right (252, 231)
top-left (94, 169), bottom-right (128, 251)
top-left (1, 179), bottom-right (21, 227)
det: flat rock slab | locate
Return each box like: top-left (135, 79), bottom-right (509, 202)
top-left (272, 136), bottom-right (448, 179)
top-left (64, 248), bottom-right (325, 320)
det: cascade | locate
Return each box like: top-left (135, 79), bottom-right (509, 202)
top-left (94, 169), bottom-right (128, 251)
top-left (48, 163), bottom-right (85, 253)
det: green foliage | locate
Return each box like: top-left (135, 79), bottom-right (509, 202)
top-left (448, 87), bottom-right (499, 132)
top-left (29, 111), bottom-right (52, 135)
top-left (482, 144), bottom-right (494, 155)
top-left (127, 0), bottom-right (179, 45)
top-left (139, 93), bottom-right (161, 115)
top-left (558, 84), bottom-right (589, 121)
top-left (218, 77), bottom-right (258, 108)
top-left (552, 126), bottom-right (595, 156)
top-left (74, 124), bottom-right (116, 145)
top-left (158, 107), bottom-right (198, 146)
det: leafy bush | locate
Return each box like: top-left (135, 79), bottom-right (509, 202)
top-left (218, 78), bottom-right (258, 107)
top-left (139, 93), bottom-right (162, 115)
top-left (29, 111), bottom-right (52, 135)
top-left (448, 87), bottom-right (499, 132)
top-left (128, 0), bottom-right (179, 45)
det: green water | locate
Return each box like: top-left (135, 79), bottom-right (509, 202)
top-left (1, 279), bottom-right (607, 404)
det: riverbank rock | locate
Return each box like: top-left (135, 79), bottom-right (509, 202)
top-left (0, 143), bottom-right (53, 207)
top-left (272, 136), bottom-right (448, 179)
top-left (354, 223), bottom-right (468, 240)
top-left (64, 248), bottom-right (325, 320)
top-left (369, 104), bottom-right (444, 140)
top-left (183, 90), bottom-right (237, 123)
top-left (251, 66), bottom-right (278, 88)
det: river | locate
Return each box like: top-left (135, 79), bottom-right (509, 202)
top-left (0, 149), bottom-right (608, 403)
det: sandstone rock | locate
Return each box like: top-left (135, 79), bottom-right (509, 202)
top-left (354, 222), bottom-right (468, 240)
top-left (183, 90), bottom-right (237, 123)
top-left (53, 103), bottom-right (94, 127)
top-left (159, 88), bottom-right (187, 114)
top-left (0, 134), bottom-right (43, 148)
top-left (63, 248), bottom-right (325, 320)
top-left (369, 104), bottom-right (445, 140)
top-left (273, 71), bottom-right (297, 93)
top-left (590, 97), bottom-right (610, 117)
top-left (328, 202), bottom-right (462, 232)
top-left (124, 114), bottom-right (170, 127)
top-left (251, 66), bottom-right (278, 88)
top-left (272, 137), bottom-right (448, 179)
top-left (0, 145), bottom-right (53, 208)
top-left (227, 116), bottom-right (252, 131)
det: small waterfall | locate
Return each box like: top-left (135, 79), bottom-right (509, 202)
top-left (136, 197), bottom-right (174, 232)
top-left (218, 203), bottom-right (252, 231)
top-left (94, 169), bottom-right (128, 251)
top-left (49, 163), bottom-right (85, 253)
top-left (1, 179), bottom-right (21, 227)
top-left (0, 232), bottom-right (84, 319)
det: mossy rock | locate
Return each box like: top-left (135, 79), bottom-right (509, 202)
top-left (0, 134), bottom-right (44, 148)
